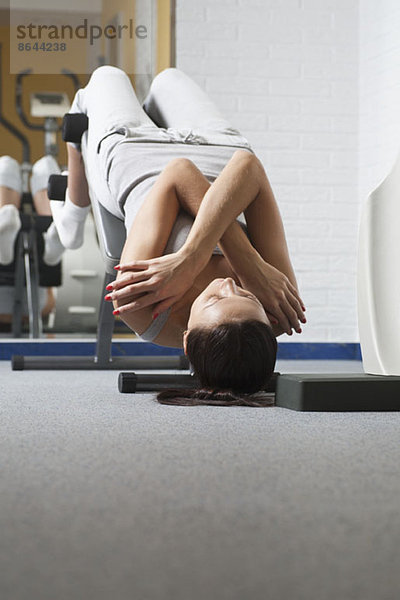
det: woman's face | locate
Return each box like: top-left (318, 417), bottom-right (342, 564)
top-left (185, 278), bottom-right (270, 345)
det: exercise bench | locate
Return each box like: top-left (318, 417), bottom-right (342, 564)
top-left (11, 112), bottom-right (188, 371)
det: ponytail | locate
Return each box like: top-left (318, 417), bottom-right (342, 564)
top-left (157, 387), bottom-right (274, 407)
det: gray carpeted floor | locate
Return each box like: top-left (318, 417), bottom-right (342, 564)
top-left (1, 359), bottom-right (400, 600)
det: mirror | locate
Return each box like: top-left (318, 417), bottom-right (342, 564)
top-left (0, 0), bottom-right (175, 338)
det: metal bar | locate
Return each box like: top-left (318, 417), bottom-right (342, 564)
top-left (23, 231), bottom-right (35, 338)
top-left (12, 355), bottom-right (189, 371)
top-left (28, 228), bottom-right (42, 338)
top-left (12, 234), bottom-right (24, 337)
top-left (95, 273), bottom-right (115, 366)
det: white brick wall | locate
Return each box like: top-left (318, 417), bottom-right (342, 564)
top-left (359, 1), bottom-right (400, 200)
top-left (175, 0), bottom-right (398, 344)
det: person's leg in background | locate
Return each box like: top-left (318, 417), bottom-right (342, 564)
top-left (49, 142), bottom-right (92, 251)
top-left (30, 155), bottom-right (66, 267)
top-left (51, 65), bottom-right (158, 249)
top-left (29, 155), bottom-right (65, 317)
top-left (0, 156), bottom-right (22, 266)
top-left (0, 155), bottom-right (57, 321)
top-left (0, 157), bottom-right (21, 326)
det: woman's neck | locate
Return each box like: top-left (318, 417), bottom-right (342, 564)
top-left (168, 254), bottom-right (241, 332)
top-left (169, 281), bottom-right (201, 332)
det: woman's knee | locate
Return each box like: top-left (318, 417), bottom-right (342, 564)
top-left (150, 67), bottom-right (179, 89)
top-left (90, 65), bottom-right (126, 79)
top-left (148, 67), bottom-right (190, 101)
top-left (87, 65), bottom-right (130, 93)
top-left (30, 155), bottom-right (60, 198)
top-left (0, 156), bottom-right (22, 193)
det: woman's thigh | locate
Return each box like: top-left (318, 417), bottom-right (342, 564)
top-left (70, 66), bottom-right (161, 217)
top-left (143, 68), bottom-right (235, 132)
top-left (70, 66), bottom-right (158, 156)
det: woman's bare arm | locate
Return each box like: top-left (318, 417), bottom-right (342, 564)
top-left (176, 150), bottom-right (298, 291)
top-left (168, 158), bottom-right (305, 336)
top-left (67, 143), bottom-right (91, 207)
top-left (177, 150), bottom-right (265, 267)
top-left (112, 153), bottom-right (305, 334)
top-left (111, 161), bottom-right (182, 333)
top-left (110, 157), bottom-right (245, 334)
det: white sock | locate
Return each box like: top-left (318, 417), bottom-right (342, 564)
top-left (0, 204), bottom-right (21, 265)
top-left (0, 156), bottom-right (22, 193)
top-left (30, 155), bottom-right (61, 197)
top-left (43, 222), bottom-right (65, 266)
top-left (50, 188), bottom-right (90, 250)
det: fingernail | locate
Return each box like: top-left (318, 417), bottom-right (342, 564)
top-left (106, 284), bottom-right (113, 291)
top-left (153, 313), bottom-right (159, 320)
top-left (114, 265), bottom-right (120, 270)
top-left (104, 294), bottom-right (112, 301)
top-left (302, 306), bottom-right (306, 311)
top-left (113, 309), bottom-right (120, 315)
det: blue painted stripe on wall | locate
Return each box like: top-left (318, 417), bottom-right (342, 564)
top-left (0, 341), bottom-right (362, 361)
top-left (277, 343), bottom-right (362, 360)
top-left (0, 341), bottom-right (182, 360)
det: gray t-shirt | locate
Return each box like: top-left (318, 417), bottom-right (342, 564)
top-left (97, 129), bottom-right (254, 342)
top-left (98, 129), bottom-right (253, 230)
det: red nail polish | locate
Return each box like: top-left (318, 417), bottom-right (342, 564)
top-left (106, 284), bottom-right (113, 291)
top-left (153, 313), bottom-right (159, 320)
top-left (114, 265), bottom-right (120, 270)
top-left (113, 309), bottom-right (120, 315)
top-left (104, 294), bottom-right (112, 301)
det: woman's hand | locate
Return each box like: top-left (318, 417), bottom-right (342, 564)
top-left (105, 249), bottom-right (205, 317)
top-left (238, 255), bottom-right (306, 336)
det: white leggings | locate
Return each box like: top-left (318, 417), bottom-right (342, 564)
top-left (69, 66), bottom-right (252, 230)
top-left (70, 65), bottom-right (238, 151)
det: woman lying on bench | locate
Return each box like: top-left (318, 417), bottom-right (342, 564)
top-left (55, 66), bottom-right (306, 406)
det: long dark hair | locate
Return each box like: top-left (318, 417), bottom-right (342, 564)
top-left (156, 319), bottom-right (277, 407)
